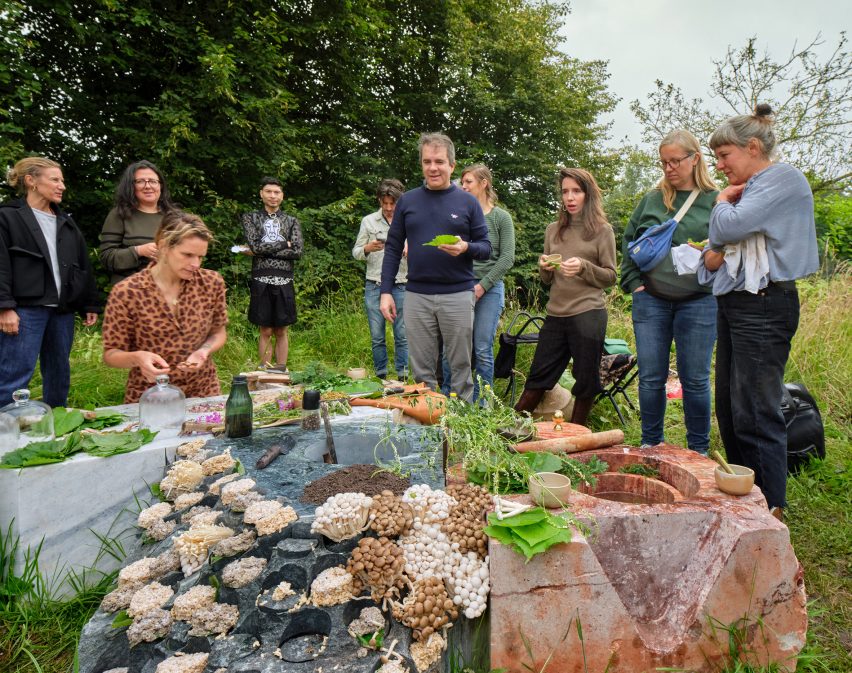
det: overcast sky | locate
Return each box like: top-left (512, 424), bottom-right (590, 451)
top-left (558, 0), bottom-right (850, 148)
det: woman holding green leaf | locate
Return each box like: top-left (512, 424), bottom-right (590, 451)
top-left (514, 168), bottom-right (616, 426)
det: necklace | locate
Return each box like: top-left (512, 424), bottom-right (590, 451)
top-left (150, 267), bottom-right (181, 306)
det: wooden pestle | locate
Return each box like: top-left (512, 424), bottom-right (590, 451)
top-left (514, 429), bottom-right (625, 454)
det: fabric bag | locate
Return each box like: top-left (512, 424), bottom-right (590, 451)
top-left (627, 189), bottom-right (700, 272)
top-left (781, 382), bottom-right (825, 473)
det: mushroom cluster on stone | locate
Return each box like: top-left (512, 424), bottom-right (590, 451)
top-left (368, 490), bottom-right (414, 537)
top-left (346, 536), bottom-right (406, 603)
top-left (310, 492), bottom-right (373, 542)
top-left (394, 576), bottom-right (458, 643)
top-left (187, 602), bottom-right (239, 636)
top-left (210, 528), bottom-right (257, 558)
top-left (127, 582), bottom-right (174, 619)
top-left (310, 566), bottom-right (355, 606)
top-left (402, 484), bottom-right (456, 524)
top-left (243, 499), bottom-right (298, 536)
top-left (160, 460), bottom-right (205, 500)
top-left (171, 585), bottom-right (217, 621)
top-left (155, 652), bottom-right (209, 673)
top-left (222, 556), bottom-right (267, 588)
top-left (200, 449), bottom-right (235, 476)
top-left (444, 483), bottom-right (490, 557)
top-left (445, 551), bottom-right (489, 619)
top-left (172, 524), bottom-right (234, 576)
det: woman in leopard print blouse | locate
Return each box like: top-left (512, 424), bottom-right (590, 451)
top-left (102, 211), bottom-right (228, 403)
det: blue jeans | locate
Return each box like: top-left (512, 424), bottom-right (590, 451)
top-left (0, 307), bottom-right (76, 407)
top-left (716, 284), bottom-right (799, 509)
top-left (632, 290), bottom-right (717, 452)
top-left (365, 281), bottom-right (407, 377)
top-left (442, 282), bottom-right (505, 401)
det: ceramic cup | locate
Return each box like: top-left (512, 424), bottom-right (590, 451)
top-left (714, 464), bottom-right (755, 496)
top-left (528, 471), bottom-right (572, 508)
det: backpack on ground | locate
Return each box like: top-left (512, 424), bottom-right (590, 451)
top-left (781, 382), bottom-right (825, 473)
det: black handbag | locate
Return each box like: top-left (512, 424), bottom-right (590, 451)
top-left (781, 382), bottom-right (825, 473)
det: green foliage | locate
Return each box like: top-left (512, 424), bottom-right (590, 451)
top-left (619, 463), bottom-right (661, 479)
top-left (483, 507), bottom-right (573, 562)
top-left (813, 193), bottom-right (852, 260)
top-left (0, 429), bottom-right (156, 468)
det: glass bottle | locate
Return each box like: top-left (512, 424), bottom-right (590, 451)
top-left (301, 389), bottom-right (321, 431)
top-left (225, 375), bottom-right (253, 438)
top-left (0, 389), bottom-right (54, 448)
top-left (139, 375), bottom-right (186, 437)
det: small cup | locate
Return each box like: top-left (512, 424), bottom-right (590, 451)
top-left (714, 465), bottom-right (755, 496)
top-left (347, 367), bottom-right (367, 380)
top-left (544, 253), bottom-right (562, 268)
top-left (528, 472), bottom-right (572, 508)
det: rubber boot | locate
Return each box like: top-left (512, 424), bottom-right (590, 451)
top-left (570, 396), bottom-right (596, 428)
top-left (514, 388), bottom-right (546, 415)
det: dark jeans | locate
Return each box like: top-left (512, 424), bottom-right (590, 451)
top-left (715, 284), bottom-right (799, 509)
top-left (0, 307), bottom-right (76, 407)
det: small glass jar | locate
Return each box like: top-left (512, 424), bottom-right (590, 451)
top-left (301, 390), bottom-right (321, 431)
top-left (0, 389), bottom-right (54, 448)
top-left (225, 375), bottom-right (253, 438)
top-left (139, 375), bottom-right (186, 436)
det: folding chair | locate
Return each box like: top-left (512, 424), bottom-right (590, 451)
top-left (596, 339), bottom-right (638, 425)
top-left (493, 311), bottom-right (545, 405)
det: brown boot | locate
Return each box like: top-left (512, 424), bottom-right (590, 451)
top-left (770, 506), bottom-right (784, 523)
top-left (514, 388), bottom-right (546, 414)
top-left (570, 396), bottom-right (596, 428)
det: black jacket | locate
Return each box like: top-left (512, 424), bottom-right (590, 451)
top-left (0, 198), bottom-right (101, 314)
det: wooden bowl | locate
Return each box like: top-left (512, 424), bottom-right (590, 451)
top-left (714, 465), bottom-right (755, 496)
top-left (529, 472), bottom-right (572, 508)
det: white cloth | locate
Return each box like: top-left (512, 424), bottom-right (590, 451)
top-left (724, 233), bottom-right (769, 294)
top-left (671, 243), bottom-right (703, 275)
top-left (30, 207), bottom-right (62, 303)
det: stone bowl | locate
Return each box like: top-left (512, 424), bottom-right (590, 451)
top-left (714, 465), bottom-right (755, 495)
top-left (543, 253), bottom-right (562, 268)
top-left (529, 472), bottom-right (572, 508)
top-left (346, 367), bottom-right (367, 380)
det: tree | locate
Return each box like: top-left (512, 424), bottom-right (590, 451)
top-left (630, 33), bottom-right (852, 193)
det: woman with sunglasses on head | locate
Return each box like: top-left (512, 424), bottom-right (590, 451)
top-left (514, 168), bottom-right (616, 427)
top-left (99, 160), bottom-right (177, 285)
top-left (700, 105), bottom-right (818, 519)
top-left (0, 157), bottom-right (101, 407)
top-left (621, 129), bottom-right (718, 453)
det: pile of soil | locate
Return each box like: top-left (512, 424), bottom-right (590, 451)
top-left (301, 464), bottom-right (411, 504)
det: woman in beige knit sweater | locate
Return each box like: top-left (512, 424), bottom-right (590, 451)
top-left (514, 167), bottom-right (616, 426)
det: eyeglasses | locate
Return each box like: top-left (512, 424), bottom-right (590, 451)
top-left (659, 153), bottom-right (695, 169)
top-left (133, 178), bottom-right (161, 187)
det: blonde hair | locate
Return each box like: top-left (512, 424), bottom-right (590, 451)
top-left (709, 104), bottom-right (777, 159)
top-left (155, 210), bottom-right (214, 249)
top-left (461, 164), bottom-right (498, 206)
top-left (657, 129), bottom-right (718, 211)
top-left (6, 157), bottom-right (61, 195)
top-left (556, 167), bottom-right (609, 241)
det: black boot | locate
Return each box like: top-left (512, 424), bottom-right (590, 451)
top-left (514, 388), bottom-right (546, 414)
top-left (570, 396), bottom-right (595, 428)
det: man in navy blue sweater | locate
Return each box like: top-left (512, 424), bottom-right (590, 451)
top-left (380, 132), bottom-right (491, 401)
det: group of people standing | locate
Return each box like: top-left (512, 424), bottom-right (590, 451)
top-left (0, 105), bottom-right (817, 516)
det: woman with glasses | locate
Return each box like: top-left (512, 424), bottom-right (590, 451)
top-left (620, 129), bottom-right (718, 453)
top-left (514, 168), bottom-right (616, 427)
top-left (99, 160), bottom-right (177, 285)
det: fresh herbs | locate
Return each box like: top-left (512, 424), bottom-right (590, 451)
top-left (619, 463), bottom-right (660, 479)
top-left (483, 507), bottom-right (572, 562)
top-left (289, 362), bottom-right (352, 392)
top-left (467, 451), bottom-right (608, 494)
top-left (423, 234), bottom-right (460, 246)
top-left (31, 407), bottom-right (125, 437)
top-left (0, 428), bottom-right (157, 468)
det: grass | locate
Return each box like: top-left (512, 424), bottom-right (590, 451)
top-left (5, 270), bottom-right (851, 673)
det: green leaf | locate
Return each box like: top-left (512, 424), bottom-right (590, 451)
top-left (80, 429), bottom-right (157, 457)
top-left (356, 627), bottom-right (384, 649)
top-left (522, 452), bottom-right (563, 474)
top-left (508, 520), bottom-right (567, 547)
top-left (0, 437), bottom-right (71, 468)
top-left (52, 407), bottom-right (86, 436)
top-left (150, 482), bottom-right (166, 502)
top-left (486, 508), bottom-right (548, 528)
top-left (111, 610), bottom-right (133, 628)
top-left (423, 234), bottom-right (460, 246)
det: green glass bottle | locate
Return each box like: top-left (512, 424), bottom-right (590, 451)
top-left (225, 375), bottom-right (253, 438)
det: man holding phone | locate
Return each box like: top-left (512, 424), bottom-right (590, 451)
top-left (352, 178), bottom-right (408, 379)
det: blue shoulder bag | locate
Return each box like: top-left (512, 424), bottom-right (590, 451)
top-left (627, 189), bottom-right (699, 272)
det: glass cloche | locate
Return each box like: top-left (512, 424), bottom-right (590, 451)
top-left (138, 375), bottom-right (186, 436)
top-left (0, 389), bottom-right (54, 448)
top-left (0, 411), bottom-right (21, 456)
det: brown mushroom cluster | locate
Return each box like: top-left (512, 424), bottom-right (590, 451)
top-left (368, 490), bottom-right (414, 537)
top-left (346, 536), bottom-right (406, 603)
top-left (394, 576), bottom-right (458, 643)
top-left (444, 484), bottom-right (490, 558)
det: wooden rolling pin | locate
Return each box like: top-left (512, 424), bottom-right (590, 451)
top-left (514, 429), bottom-right (624, 454)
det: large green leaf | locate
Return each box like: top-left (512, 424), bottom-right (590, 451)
top-left (52, 407), bottom-right (85, 436)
